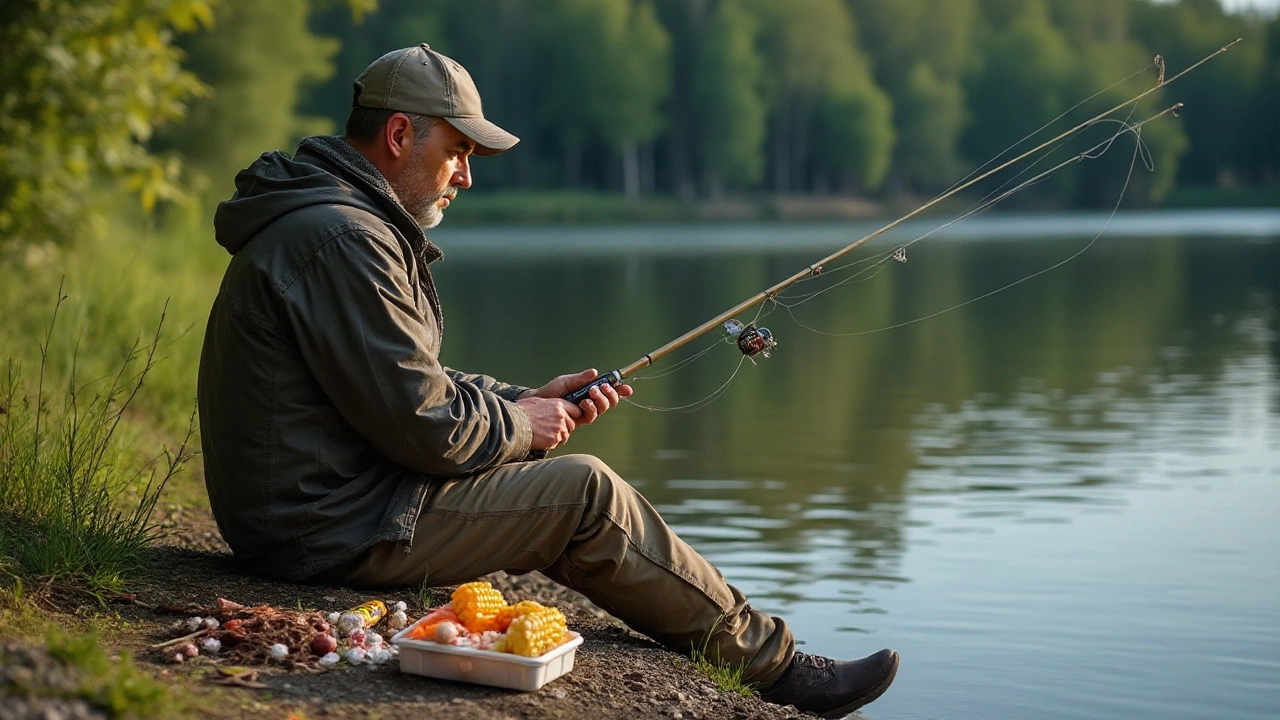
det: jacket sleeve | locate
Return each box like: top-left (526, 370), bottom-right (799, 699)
top-left (280, 223), bottom-right (532, 476)
top-left (444, 368), bottom-right (530, 402)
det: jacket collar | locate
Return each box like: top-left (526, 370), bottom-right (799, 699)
top-left (297, 135), bottom-right (444, 263)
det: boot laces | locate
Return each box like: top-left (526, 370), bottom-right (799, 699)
top-left (793, 652), bottom-right (831, 670)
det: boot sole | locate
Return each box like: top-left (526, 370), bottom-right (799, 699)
top-left (818, 649), bottom-right (899, 719)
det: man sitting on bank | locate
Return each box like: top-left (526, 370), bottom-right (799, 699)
top-left (197, 44), bottom-right (898, 717)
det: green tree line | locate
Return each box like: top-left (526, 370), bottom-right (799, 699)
top-left (301, 0), bottom-right (1280, 205)
top-left (2, 0), bottom-right (1277, 247)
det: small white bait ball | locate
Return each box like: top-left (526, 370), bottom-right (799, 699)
top-left (201, 638), bottom-right (222, 654)
top-left (327, 611), bottom-right (341, 624)
top-left (369, 648), bottom-right (392, 665)
top-left (170, 652), bottom-right (185, 664)
top-left (269, 643), bottom-right (289, 662)
top-left (202, 617), bottom-right (220, 630)
top-left (337, 612), bottom-right (364, 635)
top-left (345, 647), bottom-right (367, 665)
top-left (318, 651), bottom-right (341, 667)
top-left (366, 631), bottom-right (383, 648)
top-left (391, 601), bottom-right (407, 614)
top-left (434, 622), bottom-right (460, 645)
top-left (386, 610), bottom-right (408, 631)
top-left (184, 617), bottom-right (204, 632)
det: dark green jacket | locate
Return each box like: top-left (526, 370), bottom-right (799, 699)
top-left (198, 136), bottom-right (532, 581)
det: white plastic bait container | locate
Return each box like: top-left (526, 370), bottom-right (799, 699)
top-left (390, 619), bottom-right (583, 691)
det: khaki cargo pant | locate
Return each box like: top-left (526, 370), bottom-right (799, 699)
top-left (337, 453), bottom-right (794, 687)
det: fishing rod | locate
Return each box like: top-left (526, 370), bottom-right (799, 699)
top-left (564, 39), bottom-right (1242, 405)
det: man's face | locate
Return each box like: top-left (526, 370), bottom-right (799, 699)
top-left (392, 120), bottom-right (475, 230)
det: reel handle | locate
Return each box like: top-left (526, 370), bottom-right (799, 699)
top-left (563, 370), bottom-right (624, 404)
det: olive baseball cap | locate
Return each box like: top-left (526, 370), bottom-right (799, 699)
top-left (353, 44), bottom-right (519, 156)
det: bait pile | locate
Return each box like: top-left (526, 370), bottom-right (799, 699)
top-left (156, 597), bottom-right (409, 669)
top-left (406, 581), bottom-right (569, 657)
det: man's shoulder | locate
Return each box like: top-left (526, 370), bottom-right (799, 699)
top-left (223, 203), bottom-right (413, 296)
top-left (248, 201), bottom-right (404, 258)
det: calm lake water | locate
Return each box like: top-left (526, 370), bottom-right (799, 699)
top-left (429, 210), bottom-right (1280, 720)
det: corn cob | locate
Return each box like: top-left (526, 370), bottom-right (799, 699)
top-left (451, 581), bottom-right (508, 633)
top-left (495, 605), bottom-right (567, 657)
top-left (494, 600), bottom-right (545, 632)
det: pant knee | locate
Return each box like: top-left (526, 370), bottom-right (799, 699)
top-left (549, 453), bottom-right (630, 521)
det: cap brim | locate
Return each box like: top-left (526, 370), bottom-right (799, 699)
top-left (445, 117), bottom-right (519, 157)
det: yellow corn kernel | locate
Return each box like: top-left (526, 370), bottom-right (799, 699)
top-left (501, 605), bottom-right (567, 657)
top-left (451, 581), bottom-right (508, 632)
top-left (495, 600), bottom-right (545, 630)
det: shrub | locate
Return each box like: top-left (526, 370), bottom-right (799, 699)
top-left (0, 284), bottom-right (195, 591)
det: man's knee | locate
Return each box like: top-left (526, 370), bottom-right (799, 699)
top-left (545, 453), bottom-right (632, 518)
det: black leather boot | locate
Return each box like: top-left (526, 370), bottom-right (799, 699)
top-left (758, 649), bottom-right (900, 718)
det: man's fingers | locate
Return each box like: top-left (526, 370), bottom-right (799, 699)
top-left (578, 398), bottom-right (600, 425)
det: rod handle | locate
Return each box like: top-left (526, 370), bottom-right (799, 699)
top-left (563, 370), bottom-right (624, 404)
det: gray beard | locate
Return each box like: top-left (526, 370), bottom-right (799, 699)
top-left (406, 194), bottom-right (444, 229)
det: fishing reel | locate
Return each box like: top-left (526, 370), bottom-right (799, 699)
top-left (724, 319), bottom-right (777, 363)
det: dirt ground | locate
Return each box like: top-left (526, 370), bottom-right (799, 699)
top-left (8, 503), bottom-right (810, 720)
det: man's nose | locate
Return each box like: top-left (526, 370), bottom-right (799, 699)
top-left (453, 156), bottom-right (472, 189)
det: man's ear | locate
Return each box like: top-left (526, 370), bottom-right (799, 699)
top-left (384, 113), bottom-right (413, 160)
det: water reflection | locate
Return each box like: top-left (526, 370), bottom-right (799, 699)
top-left (430, 219), bottom-right (1280, 720)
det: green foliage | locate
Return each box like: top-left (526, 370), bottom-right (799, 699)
top-left (690, 1), bottom-right (768, 194)
top-left (159, 0), bottom-right (341, 201)
top-left (530, 0), bottom-right (671, 195)
top-left (964, 0), bottom-right (1075, 167)
top-left (0, 0), bottom-right (213, 246)
top-left (1129, 0), bottom-right (1270, 187)
top-left (4, 0), bottom-right (1273, 243)
top-left (40, 628), bottom-right (185, 717)
top-left (895, 62), bottom-right (970, 189)
top-left (0, 285), bottom-right (196, 591)
top-left (688, 629), bottom-right (754, 697)
top-left (689, 648), bottom-right (753, 696)
top-left (850, 0), bottom-right (977, 191)
top-left (744, 0), bottom-right (895, 193)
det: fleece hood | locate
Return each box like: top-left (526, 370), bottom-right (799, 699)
top-left (213, 136), bottom-right (432, 258)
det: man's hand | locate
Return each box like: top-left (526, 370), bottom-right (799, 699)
top-left (516, 369), bottom-right (633, 450)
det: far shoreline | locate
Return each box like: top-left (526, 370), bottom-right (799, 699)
top-left (438, 187), bottom-right (1279, 227)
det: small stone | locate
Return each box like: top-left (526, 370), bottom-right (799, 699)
top-left (675, 691), bottom-right (686, 702)
top-left (550, 689), bottom-right (567, 700)
top-left (387, 610), bottom-right (408, 631)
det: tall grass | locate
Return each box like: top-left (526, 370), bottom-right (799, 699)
top-left (0, 283), bottom-right (196, 591)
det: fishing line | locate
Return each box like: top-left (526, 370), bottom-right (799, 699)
top-left (624, 355), bottom-right (749, 413)
top-left (943, 58), bottom-right (1162, 199)
top-left (559, 41), bottom-right (1243, 409)
top-left (625, 303), bottom-right (775, 411)
top-left (788, 121), bottom-right (1152, 338)
top-left (781, 112), bottom-right (1159, 337)
top-left (769, 90), bottom-right (1156, 312)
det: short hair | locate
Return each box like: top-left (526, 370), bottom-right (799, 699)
top-left (344, 105), bottom-right (438, 145)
